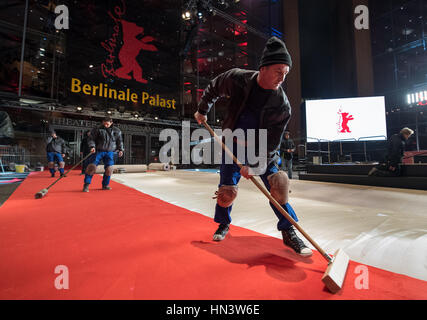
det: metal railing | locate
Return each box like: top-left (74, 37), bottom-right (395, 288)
top-left (358, 136), bottom-right (387, 162)
top-left (304, 135), bottom-right (389, 164)
top-left (0, 145), bottom-right (47, 170)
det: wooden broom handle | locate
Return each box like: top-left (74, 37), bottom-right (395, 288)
top-left (202, 121), bottom-right (332, 263)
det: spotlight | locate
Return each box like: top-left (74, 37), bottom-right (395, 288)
top-left (155, 116), bottom-right (159, 120)
top-left (182, 11), bottom-right (191, 20)
top-left (107, 110), bottom-right (112, 115)
top-left (76, 106), bottom-right (83, 112)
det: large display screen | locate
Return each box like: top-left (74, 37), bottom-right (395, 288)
top-left (306, 96), bottom-right (387, 142)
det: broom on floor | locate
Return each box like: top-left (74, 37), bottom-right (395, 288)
top-left (202, 121), bottom-right (350, 294)
top-left (35, 153), bottom-right (93, 199)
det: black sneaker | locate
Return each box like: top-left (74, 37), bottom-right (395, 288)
top-left (60, 173), bottom-right (65, 178)
top-left (213, 224), bottom-right (229, 241)
top-left (51, 174), bottom-right (55, 178)
top-left (83, 183), bottom-right (90, 192)
top-left (281, 226), bottom-right (313, 257)
top-left (102, 185), bottom-right (112, 190)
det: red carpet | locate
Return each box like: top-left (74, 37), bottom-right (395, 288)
top-left (0, 171), bottom-right (426, 300)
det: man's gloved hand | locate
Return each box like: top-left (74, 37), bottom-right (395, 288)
top-left (194, 111), bottom-right (207, 125)
top-left (90, 148), bottom-right (96, 154)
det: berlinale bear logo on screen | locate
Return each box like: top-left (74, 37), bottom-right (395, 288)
top-left (337, 107), bottom-right (354, 134)
top-left (101, 0), bottom-right (158, 84)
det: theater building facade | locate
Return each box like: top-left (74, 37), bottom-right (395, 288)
top-left (0, 0), bottom-right (295, 166)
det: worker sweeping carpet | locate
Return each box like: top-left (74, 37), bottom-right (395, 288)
top-left (0, 171), bottom-right (426, 300)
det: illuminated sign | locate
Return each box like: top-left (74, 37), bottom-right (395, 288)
top-left (66, 0), bottom-right (180, 113)
top-left (71, 78), bottom-right (176, 109)
top-left (407, 90), bottom-right (427, 105)
top-left (306, 96), bottom-right (387, 142)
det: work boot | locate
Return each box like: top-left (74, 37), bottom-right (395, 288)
top-left (213, 224), bottom-right (229, 241)
top-left (368, 167), bottom-right (378, 176)
top-left (83, 183), bottom-right (90, 193)
top-left (102, 185), bottom-right (112, 190)
top-left (281, 226), bottom-right (313, 257)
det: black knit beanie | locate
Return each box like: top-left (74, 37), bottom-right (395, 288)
top-left (259, 37), bottom-right (292, 69)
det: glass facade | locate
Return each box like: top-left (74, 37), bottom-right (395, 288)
top-left (370, 0), bottom-right (427, 149)
top-left (181, 0), bottom-right (283, 122)
top-left (0, 0), bottom-right (281, 166)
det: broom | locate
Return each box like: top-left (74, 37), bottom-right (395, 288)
top-left (202, 121), bottom-right (350, 294)
top-left (35, 153), bottom-right (93, 199)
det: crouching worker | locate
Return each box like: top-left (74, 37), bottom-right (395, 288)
top-left (368, 127), bottom-right (414, 177)
top-left (83, 117), bottom-right (124, 192)
top-left (46, 131), bottom-right (66, 177)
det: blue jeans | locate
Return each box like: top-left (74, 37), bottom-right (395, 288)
top-left (84, 151), bottom-right (115, 186)
top-left (215, 159), bottom-right (299, 231)
top-left (281, 158), bottom-right (293, 179)
top-left (47, 152), bottom-right (64, 175)
top-left (47, 152), bottom-right (64, 163)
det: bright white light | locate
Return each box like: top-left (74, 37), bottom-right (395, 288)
top-left (412, 94), bottom-right (415, 104)
top-left (416, 92), bottom-right (420, 102)
top-left (420, 91), bottom-right (425, 101)
top-left (306, 96), bottom-right (387, 142)
top-left (185, 11), bottom-right (191, 18)
top-left (407, 94), bottom-right (411, 104)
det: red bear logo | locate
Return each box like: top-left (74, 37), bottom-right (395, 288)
top-left (114, 20), bottom-right (157, 84)
top-left (337, 108), bottom-right (354, 133)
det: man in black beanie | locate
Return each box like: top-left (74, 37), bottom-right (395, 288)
top-left (194, 37), bottom-right (312, 257)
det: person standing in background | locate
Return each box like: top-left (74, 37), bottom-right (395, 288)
top-left (46, 131), bottom-right (66, 177)
top-left (80, 130), bottom-right (91, 175)
top-left (280, 131), bottom-right (295, 179)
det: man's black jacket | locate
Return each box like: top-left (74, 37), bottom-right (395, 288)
top-left (386, 133), bottom-right (406, 167)
top-left (280, 138), bottom-right (295, 160)
top-left (46, 136), bottom-right (66, 154)
top-left (88, 125), bottom-right (124, 152)
top-left (80, 135), bottom-right (91, 155)
top-left (197, 68), bottom-right (291, 165)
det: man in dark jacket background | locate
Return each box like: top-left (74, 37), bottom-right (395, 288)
top-left (83, 117), bottom-right (124, 192)
top-left (46, 131), bottom-right (66, 177)
top-left (369, 127), bottom-right (414, 177)
top-left (194, 37), bottom-right (312, 257)
top-left (280, 131), bottom-right (295, 179)
top-left (80, 130), bottom-right (91, 175)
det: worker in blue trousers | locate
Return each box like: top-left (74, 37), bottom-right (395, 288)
top-left (46, 131), bottom-right (66, 177)
top-left (82, 117), bottom-right (124, 192)
top-left (194, 37), bottom-right (312, 257)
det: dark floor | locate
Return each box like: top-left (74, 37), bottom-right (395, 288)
top-left (0, 183), bottom-right (21, 206)
top-left (0, 173), bottom-right (29, 206)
